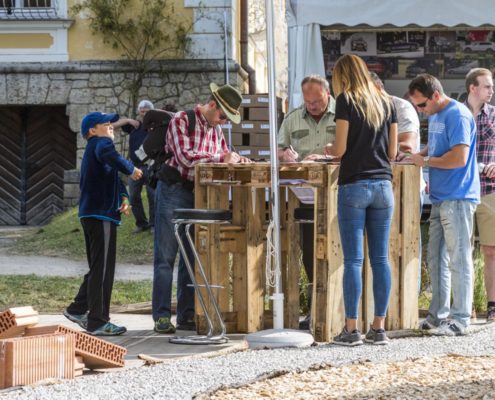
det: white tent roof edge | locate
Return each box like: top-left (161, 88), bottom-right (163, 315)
top-left (288, 0), bottom-right (495, 28)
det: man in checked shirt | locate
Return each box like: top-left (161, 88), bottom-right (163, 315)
top-left (465, 68), bottom-right (495, 323)
top-left (152, 83), bottom-right (251, 334)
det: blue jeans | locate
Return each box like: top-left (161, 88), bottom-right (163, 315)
top-left (152, 180), bottom-right (195, 323)
top-left (426, 200), bottom-right (476, 328)
top-left (338, 179), bottom-right (394, 320)
top-left (128, 166), bottom-right (155, 228)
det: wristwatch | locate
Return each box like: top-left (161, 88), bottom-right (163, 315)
top-left (423, 156), bottom-right (430, 167)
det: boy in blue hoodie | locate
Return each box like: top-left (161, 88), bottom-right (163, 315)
top-left (64, 112), bottom-right (143, 336)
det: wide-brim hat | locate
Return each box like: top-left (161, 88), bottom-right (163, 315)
top-left (210, 82), bottom-right (242, 124)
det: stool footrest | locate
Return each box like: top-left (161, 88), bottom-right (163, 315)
top-left (187, 284), bottom-right (224, 289)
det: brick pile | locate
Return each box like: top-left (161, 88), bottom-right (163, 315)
top-left (0, 307), bottom-right (127, 389)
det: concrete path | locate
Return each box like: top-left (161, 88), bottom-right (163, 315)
top-left (38, 313), bottom-right (246, 367)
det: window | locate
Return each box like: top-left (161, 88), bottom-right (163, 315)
top-left (0, 0), bottom-right (59, 19)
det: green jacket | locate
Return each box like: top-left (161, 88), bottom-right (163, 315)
top-left (277, 98), bottom-right (336, 159)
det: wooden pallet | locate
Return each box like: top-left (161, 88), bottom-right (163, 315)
top-left (312, 164), bottom-right (420, 341)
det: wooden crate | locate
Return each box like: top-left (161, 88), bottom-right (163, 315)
top-left (312, 164), bottom-right (420, 341)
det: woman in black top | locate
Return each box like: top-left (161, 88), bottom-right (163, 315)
top-left (326, 54), bottom-right (398, 346)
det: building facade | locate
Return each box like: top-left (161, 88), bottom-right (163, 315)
top-left (0, 0), bottom-right (248, 225)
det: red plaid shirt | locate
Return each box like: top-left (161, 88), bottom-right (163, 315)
top-left (165, 105), bottom-right (228, 182)
top-left (474, 103), bottom-right (495, 196)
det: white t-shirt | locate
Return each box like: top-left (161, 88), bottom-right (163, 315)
top-left (392, 96), bottom-right (425, 191)
top-left (392, 96), bottom-right (420, 153)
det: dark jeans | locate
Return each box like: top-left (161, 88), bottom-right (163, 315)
top-left (129, 166), bottom-right (155, 228)
top-left (338, 179), bottom-right (394, 319)
top-left (152, 180), bottom-right (195, 324)
top-left (67, 218), bottom-right (117, 331)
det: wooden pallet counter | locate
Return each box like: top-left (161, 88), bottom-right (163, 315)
top-left (193, 162), bottom-right (420, 341)
top-left (194, 162), bottom-right (325, 334)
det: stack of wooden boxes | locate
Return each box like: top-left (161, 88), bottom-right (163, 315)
top-left (222, 94), bottom-right (283, 160)
top-left (0, 306), bottom-right (126, 390)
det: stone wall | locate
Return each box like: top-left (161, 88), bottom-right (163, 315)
top-left (0, 59), bottom-right (247, 208)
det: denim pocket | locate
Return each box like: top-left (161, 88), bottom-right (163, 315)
top-left (340, 182), bottom-right (369, 208)
top-left (378, 181), bottom-right (394, 208)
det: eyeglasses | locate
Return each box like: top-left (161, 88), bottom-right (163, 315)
top-left (416, 97), bottom-right (431, 109)
top-left (217, 106), bottom-right (228, 121)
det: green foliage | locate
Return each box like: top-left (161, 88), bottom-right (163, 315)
top-left (10, 191), bottom-right (154, 264)
top-left (473, 246), bottom-right (487, 312)
top-left (0, 274), bottom-right (151, 313)
top-left (70, 0), bottom-right (191, 114)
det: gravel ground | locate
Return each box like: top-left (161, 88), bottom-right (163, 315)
top-left (3, 324), bottom-right (495, 400)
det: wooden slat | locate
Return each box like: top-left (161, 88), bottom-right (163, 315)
top-left (285, 189), bottom-right (301, 329)
top-left (231, 187), bottom-right (248, 332)
top-left (0, 108), bottom-right (22, 225)
top-left (401, 165), bottom-right (420, 329)
top-left (246, 187), bottom-right (265, 332)
top-left (385, 166), bottom-right (403, 331)
top-left (25, 107), bottom-right (76, 226)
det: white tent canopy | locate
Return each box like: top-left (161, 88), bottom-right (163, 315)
top-left (286, 0), bottom-right (495, 109)
top-left (288, 0), bottom-right (495, 29)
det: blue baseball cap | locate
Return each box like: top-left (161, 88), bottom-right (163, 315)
top-left (80, 112), bottom-right (119, 138)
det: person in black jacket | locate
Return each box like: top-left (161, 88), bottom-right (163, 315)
top-left (63, 112), bottom-right (142, 336)
top-left (115, 100), bottom-right (158, 233)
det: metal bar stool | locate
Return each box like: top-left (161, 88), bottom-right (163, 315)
top-left (169, 208), bottom-right (232, 345)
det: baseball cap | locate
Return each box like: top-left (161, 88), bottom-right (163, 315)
top-left (80, 112), bottom-right (119, 138)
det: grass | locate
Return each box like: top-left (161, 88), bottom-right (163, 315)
top-left (10, 192), bottom-right (154, 264)
top-left (0, 275), bottom-right (152, 313)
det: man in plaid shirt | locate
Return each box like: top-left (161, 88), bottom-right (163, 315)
top-left (152, 83), bottom-right (251, 334)
top-left (465, 68), bottom-right (495, 322)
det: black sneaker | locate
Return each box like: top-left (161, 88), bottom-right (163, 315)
top-left (176, 318), bottom-right (196, 331)
top-left (364, 325), bottom-right (389, 345)
top-left (487, 306), bottom-right (495, 324)
top-left (154, 317), bottom-right (176, 334)
top-left (298, 315), bottom-right (310, 330)
top-left (333, 327), bottom-right (363, 346)
top-left (420, 319), bottom-right (436, 331)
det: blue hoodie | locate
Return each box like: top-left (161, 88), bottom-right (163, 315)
top-left (79, 136), bottom-right (135, 224)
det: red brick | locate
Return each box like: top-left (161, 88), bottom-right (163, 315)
top-left (24, 325), bottom-right (127, 369)
top-left (0, 333), bottom-right (74, 389)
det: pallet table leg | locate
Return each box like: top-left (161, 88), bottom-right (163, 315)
top-left (286, 189), bottom-right (301, 329)
top-left (401, 165), bottom-right (420, 329)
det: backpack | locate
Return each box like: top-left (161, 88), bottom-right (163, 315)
top-left (138, 109), bottom-right (196, 189)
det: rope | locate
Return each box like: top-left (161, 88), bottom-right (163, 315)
top-left (265, 219), bottom-right (276, 288)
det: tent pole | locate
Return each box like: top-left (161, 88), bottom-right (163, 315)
top-left (265, 0), bottom-right (283, 329)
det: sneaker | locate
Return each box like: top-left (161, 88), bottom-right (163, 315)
top-left (63, 309), bottom-right (88, 330)
top-left (432, 320), bottom-right (466, 337)
top-left (176, 318), bottom-right (196, 331)
top-left (333, 327), bottom-right (363, 347)
top-left (364, 326), bottom-right (389, 345)
top-left (486, 306), bottom-right (495, 324)
top-left (420, 319), bottom-right (437, 331)
top-left (298, 315), bottom-right (310, 330)
top-left (90, 322), bottom-right (127, 336)
top-left (154, 317), bottom-right (176, 334)
top-left (132, 226), bottom-right (150, 234)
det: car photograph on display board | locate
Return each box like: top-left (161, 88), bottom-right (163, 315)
top-left (377, 31), bottom-right (425, 57)
top-left (340, 32), bottom-right (377, 56)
